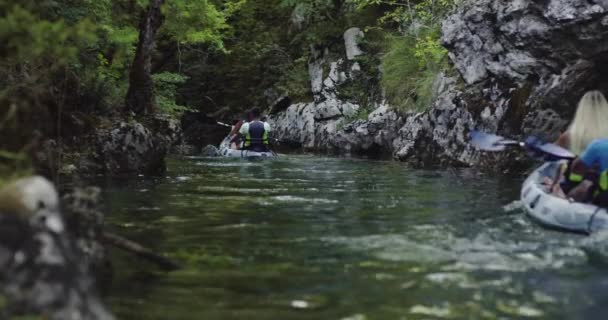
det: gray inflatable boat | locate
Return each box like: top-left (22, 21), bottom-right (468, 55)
top-left (521, 162), bottom-right (608, 234)
top-left (218, 135), bottom-right (276, 159)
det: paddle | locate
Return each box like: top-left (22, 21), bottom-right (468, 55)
top-left (469, 130), bottom-right (575, 161)
top-left (212, 120), bottom-right (303, 148)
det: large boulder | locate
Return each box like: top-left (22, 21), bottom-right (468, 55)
top-left (94, 121), bottom-right (167, 175)
top-left (0, 177), bottom-right (114, 319)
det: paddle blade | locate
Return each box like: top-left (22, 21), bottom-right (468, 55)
top-left (469, 130), bottom-right (516, 151)
top-left (537, 143), bottom-right (576, 160)
top-left (523, 136), bottom-right (575, 160)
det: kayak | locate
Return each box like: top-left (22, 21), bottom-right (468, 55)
top-left (521, 162), bottom-right (608, 234)
top-left (218, 135), bottom-right (276, 159)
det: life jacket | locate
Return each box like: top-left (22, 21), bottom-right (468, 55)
top-left (560, 161), bottom-right (583, 194)
top-left (244, 121), bottom-right (269, 152)
top-left (592, 170), bottom-right (608, 207)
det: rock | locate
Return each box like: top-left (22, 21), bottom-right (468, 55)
top-left (150, 114), bottom-right (183, 149)
top-left (309, 59), bottom-right (325, 96)
top-left (0, 176), bottom-right (114, 319)
top-left (315, 100), bottom-right (343, 120)
top-left (270, 102), bottom-right (403, 156)
top-left (94, 121), bottom-right (167, 176)
top-left (269, 25), bottom-right (401, 156)
top-left (393, 86), bottom-right (478, 166)
top-left (269, 103), bottom-right (316, 149)
top-left (62, 186), bottom-right (108, 278)
top-left (344, 27), bottom-right (365, 60)
top-left (393, 0), bottom-right (608, 168)
top-left (200, 145), bottom-right (220, 157)
top-left (269, 95), bottom-right (292, 114)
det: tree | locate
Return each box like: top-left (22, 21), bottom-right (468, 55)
top-left (125, 0), bottom-right (166, 115)
top-left (125, 0), bottom-right (234, 116)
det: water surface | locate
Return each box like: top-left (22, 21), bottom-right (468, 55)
top-left (102, 155), bottom-right (608, 319)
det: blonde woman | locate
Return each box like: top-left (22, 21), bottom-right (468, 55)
top-left (551, 90), bottom-right (608, 197)
top-left (556, 90), bottom-right (608, 155)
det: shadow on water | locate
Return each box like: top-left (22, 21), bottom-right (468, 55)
top-left (100, 155), bottom-right (608, 320)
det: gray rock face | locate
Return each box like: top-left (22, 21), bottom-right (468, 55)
top-left (273, 1), bottom-right (608, 166)
top-left (0, 177), bottom-right (114, 319)
top-left (344, 27), bottom-right (365, 60)
top-left (394, 0), bottom-right (608, 167)
top-left (270, 102), bottom-right (403, 155)
top-left (393, 84), bottom-right (478, 166)
top-left (269, 27), bottom-right (404, 156)
top-left (94, 121), bottom-right (168, 175)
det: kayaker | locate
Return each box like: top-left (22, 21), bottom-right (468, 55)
top-left (565, 139), bottom-right (608, 207)
top-left (239, 107), bottom-right (271, 152)
top-left (229, 118), bottom-right (245, 149)
top-left (556, 90), bottom-right (608, 155)
top-left (549, 91), bottom-right (608, 194)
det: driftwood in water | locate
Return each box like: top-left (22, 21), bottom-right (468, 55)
top-left (102, 232), bottom-right (181, 271)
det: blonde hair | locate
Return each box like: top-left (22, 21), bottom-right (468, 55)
top-left (568, 90), bottom-right (608, 155)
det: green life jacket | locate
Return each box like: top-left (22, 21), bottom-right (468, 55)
top-left (560, 161), bottom-right (583, 193)
top-left (244, 121), bottom-right (269, 151)
top-left (592, 170), bottom-right (608, 206)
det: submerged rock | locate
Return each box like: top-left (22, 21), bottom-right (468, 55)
top-left (0, 176), bottom-right (114, 319)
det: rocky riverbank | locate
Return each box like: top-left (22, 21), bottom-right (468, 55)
top-left (269, 0), bottom-right (608, 170)
top-left (33, 114), bottom-right (184, 178)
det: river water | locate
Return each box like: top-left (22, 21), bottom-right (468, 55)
top-left (101, 155), bottom-right (608, 319)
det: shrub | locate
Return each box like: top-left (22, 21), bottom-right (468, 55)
top-left (381, 24), bottom-right (447, 112)
top-left (153, 72), bottom-right (193, 117)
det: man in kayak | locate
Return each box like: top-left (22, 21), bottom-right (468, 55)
top-left (239, 107), bottom-right (271, 152)
top-left (565, 138), bottom-right (608, 207)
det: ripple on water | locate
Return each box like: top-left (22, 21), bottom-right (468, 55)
top-left (324, 228), bottom-right (588, 273)
top-left (198, 186), bottom-right (290, 194)
top-left (195, 162), bottom-right (262, 167)
top-left (270, 195), bottom-right (339, 204)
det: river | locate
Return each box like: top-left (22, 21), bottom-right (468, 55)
top-left (100, 155), bottom-right (608, 319)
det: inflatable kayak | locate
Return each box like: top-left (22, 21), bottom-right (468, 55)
top-left (521, 162), bottom-right (608, 234)
top-left (218, 135), bottom-right (276, 159)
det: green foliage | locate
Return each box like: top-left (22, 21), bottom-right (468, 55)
top-left (382, 25), bottom-right (447, 112)
top-left (161, 0), bottom-right (230, 49)
top-left (153, 72), bottom-right (192, 117)
top-left (345, 0), bottom-right (455, 112)
top-left (275, 56), bottom-right (313, 102)
top-left (348, 0), bottom-right (458, 27)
